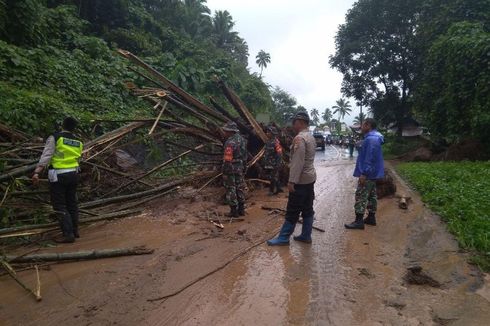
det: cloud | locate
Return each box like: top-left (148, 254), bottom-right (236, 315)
top-left (207, 0), bottom-right (361, 124)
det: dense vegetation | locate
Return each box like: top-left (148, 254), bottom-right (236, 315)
top-left (331, 0), bottom-right (490, 149)
top-left (0, 0), bottom-right (282, 137)
top-left (398, 162), bottom-right (490, 271)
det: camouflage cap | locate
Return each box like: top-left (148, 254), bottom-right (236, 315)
top-left (292, 111), bottom-right (310, 124)
top-left (222, 121), bottom-right (239, 132)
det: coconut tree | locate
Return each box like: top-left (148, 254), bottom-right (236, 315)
top-left (255, 50), bottom-right (271, 77)
top-left (332, 98), bottom-right (352, 121)
top-left (353, 112), bottom-right (366, 125)
top-left (310, 108), bottom-right (320, 126)
top-left (322, 108), bottom-right (333, 124)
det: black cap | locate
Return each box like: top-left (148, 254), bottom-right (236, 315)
top-left (292, 111), bottom-right (310, 124)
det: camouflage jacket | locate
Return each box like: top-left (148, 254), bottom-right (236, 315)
top-left (222, 133), bottom-right (247, 175)
top-left (263, 137), bottom-right (282, 169)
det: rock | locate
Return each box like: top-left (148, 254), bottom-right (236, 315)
top-left (376, 169), bottom-right (396, 198)
top-left (404, 266), bottom-right (441, 288)
top-left (358, 267), bottom-right (376, 279)
top-left (237, 229), bottom-right (247, 236)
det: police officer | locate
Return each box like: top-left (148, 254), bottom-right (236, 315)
top-left (32, 117), bottom-right (83, 243)
top-left (264, 126), bottom-right (283, 196)
top-left (222, 121), bottom-right (247, 218)
top-left (268, 112), bottom-right (316, 245)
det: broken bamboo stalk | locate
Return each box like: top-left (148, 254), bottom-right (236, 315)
top-left (81, 173), bottom-right (212, 209)
top-left (5, 246), bottom-right (154, 263)
top-left (149, 101), bottom-right (168, 135)
top-left (0, 259), bottom-right (42, 301)
top-left (118, 49), bottom-right (228, 123)
top-left (103, 144), bottom-right (204, 197)
top-left (84, 121), bottom-right (148, 153)
top-left (217, 80), bottom-right (268, 143)
top-left (81, 161), bottom-right (153, 188)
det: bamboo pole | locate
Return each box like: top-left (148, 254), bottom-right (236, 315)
top-left (149, 101), bottom-right (168, 135)
top-left (5, 246), bottom-right (154, 263)
top-left (118, 49), bottom-right (228, 123)
top-left (103, 144), bottom-right (204, 197)
top-left (0, 259), bottom-right (42, 301)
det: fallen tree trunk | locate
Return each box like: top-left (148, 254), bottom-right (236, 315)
top-left (5, 246), bottom-right (154, 263)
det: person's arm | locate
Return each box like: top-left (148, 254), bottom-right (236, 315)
top-left (288, 136), bottom-right (306, 191)
top-left (360, 138), bottom-right (376, 183)
top-left (32, 136), bottom-right (55, 185)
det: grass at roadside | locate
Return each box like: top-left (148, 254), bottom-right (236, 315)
top-left (397, 161), bottom-right (490, 271)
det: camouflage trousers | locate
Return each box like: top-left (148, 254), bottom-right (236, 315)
top-left (265, 167), bottom-right (280, 185)
top-left (223, 173), bottom-right (246, 207)
top-left (354, 179), bottom-right (377, 215)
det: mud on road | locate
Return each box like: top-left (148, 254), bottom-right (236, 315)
top-left (1, 146), bottom-right (489, 325)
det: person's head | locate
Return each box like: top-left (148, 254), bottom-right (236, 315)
top-left (266, 126), bottom-right (277, 139)
top-left (361, 118), bottom-right (377, 134)
top-left (62, 117), bottom-right (78, 132)
top-left (222, 121), bottom-right (239, 138)
top-left (292, 112), bottom-right (310, 134)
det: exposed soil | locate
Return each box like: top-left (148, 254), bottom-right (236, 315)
top-left (1, 146), bottom-right (489, 325)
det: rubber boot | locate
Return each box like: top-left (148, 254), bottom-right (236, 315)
top-left (267, 220), bottom-right (296, 246)
top-left (268, 180), bottom-right (275, 196)
top-left (294, 216), bottom-right (313, 243)
top-left (344, 213), bottom-right (365, 230)
top-left (364, 212), bottom-right (377, 226)
top-left (274, 182), bottom-right (283, 194)
top-left (225, 206), bottom-right (239, 218)
top-left (238, 203), bottom-right (245, 216)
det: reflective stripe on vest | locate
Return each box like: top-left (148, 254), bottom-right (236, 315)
top-left (51, 136), bottom-right (83, 169)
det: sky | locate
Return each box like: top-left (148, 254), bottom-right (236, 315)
top-left (206, 0), bottom-right (360, 125)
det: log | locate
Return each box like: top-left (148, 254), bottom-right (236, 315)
top-left (0, 163), bottom-right (37, 183)
top-left (5, 246), bottom-right (154, 263)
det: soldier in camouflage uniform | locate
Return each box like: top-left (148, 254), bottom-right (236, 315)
top-left (345, 118), bottom-right (385, 230)
top-left (222, 122), bottom-right (247, 218)
top-left (264, 126), bottom-right (283, 195)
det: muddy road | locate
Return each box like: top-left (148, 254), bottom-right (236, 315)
top-left (1, 146), bottom-right (489, 325)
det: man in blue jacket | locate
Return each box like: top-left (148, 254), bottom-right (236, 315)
top-left (345, 118), bottom-right (384, 230)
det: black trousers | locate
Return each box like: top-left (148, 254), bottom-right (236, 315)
top-left (285, 182), bottom-right (315, 224)
top-left (49, 171), bottom-right (79, 237)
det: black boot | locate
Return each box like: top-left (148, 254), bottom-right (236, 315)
top-left (225, 206), bottom-right (239, 218)
top-left (345, 213), bottom-right (365, 230)
top-left (364, 212), bottom-right (377, 226)
top-left (268, 180), bottom-right (275, 196)
top-left (238, 203), bottom-right (245, 216)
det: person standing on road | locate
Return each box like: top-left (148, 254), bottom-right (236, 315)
top-left (222, 121), bottom-right (247, 218)
top-left (263, 126), bottom-right (283, 196)
top-left (345, 118), bottom-right (384, 230)
top-left (32, 117), bottom-right (83, 243)
top-left (267, 112), bottom-right (316, 246)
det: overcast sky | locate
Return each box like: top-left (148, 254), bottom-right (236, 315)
top-left (207, 0), bottom-right (359, 124)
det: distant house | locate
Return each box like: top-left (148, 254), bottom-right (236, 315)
top-left (388, 118), bottom-right (425, 137)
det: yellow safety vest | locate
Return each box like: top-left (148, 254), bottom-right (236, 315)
top-left (50, 132), bottom-right (83, 169)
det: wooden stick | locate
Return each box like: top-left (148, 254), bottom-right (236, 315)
top-left (81, 161), bottom-right (153, 188)
top-left (0, 259), bottom-right (42, 301)
top-left (34, 265), bottom-right (41, 301)
top-left (149, 101), bottom-right (168, 135)
top-left (5, 246), bottom-right (154, 263)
